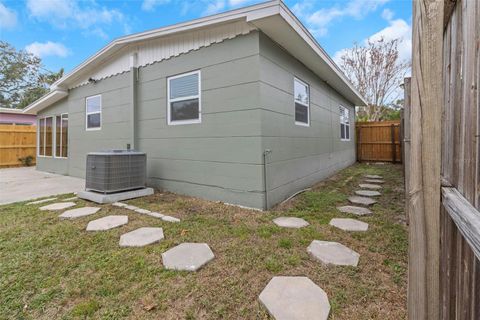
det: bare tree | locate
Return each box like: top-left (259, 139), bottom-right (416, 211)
top-left (338, 38), bottom-right (410, 121)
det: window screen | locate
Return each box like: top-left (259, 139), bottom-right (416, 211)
top-left (86, 95), bottom-right (101, 129)
top-left (340, 106), bottom-right (350, 140)
top-left (168, 71), bottom-right (201, 125)
top-left (294, 78), bottom-right (309, 125)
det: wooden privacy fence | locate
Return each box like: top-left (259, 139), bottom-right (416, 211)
top-left (0, 124), bottom-right (36, 167)
top-left (356, 120), bottom-right (402, 163)
top-left (406, 0), bottom-right (480, 319)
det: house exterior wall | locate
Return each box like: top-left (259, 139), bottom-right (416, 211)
top-left (37, 72), bottom-right (133, 177)
top-left (35, 31), bottom-right (356, 210)
top-left (136, 31), bottom-right (265, 209)
top-left (36, 98), bottom-right (69, 174)
top-left (258, 33), bottom-right (356, 208)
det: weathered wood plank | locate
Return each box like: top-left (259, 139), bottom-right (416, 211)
top-left (442, 187), bottom-right (480, 261)
top-left (408, 0), bottom-right (444, 319)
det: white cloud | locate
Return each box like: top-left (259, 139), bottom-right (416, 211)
top-left (368, 19), bottom-right (412, 62)
top-left (26, 0), bottom-right (129, 38)
top-left (293, 0), bottom-right (390, 37)
top-left (381, 8), bottom-right (394, 21)
top-left (25, 41), bottom-right (70, 58)
top-left (333, 18), bottom-right (411, 65)
top-left (0, 2), bottom-right (17, 29)
top-left (141, 0), bottom-right (171, 11)
top-left (204, 0), bottom-right (226, 15)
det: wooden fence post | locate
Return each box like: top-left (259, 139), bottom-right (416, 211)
top-left (391, 124), bottom-right (396, 163)
top-left (408, 0), bottom-right (444, 319)
top-left (404, 77), bottom-right (411, 225)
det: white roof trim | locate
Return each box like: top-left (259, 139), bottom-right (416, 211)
top-left (26, 0), bottom-right (366, 114)
top-left (0, 107), bottom-right (35, 115)
top-left (22, 89), bottom-right (68, 114)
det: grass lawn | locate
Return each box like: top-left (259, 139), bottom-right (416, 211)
top-left (0, 163), bottom-right (407, 319)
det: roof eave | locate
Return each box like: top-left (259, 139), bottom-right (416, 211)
top-left (22, 89), bottom-right (68, 115)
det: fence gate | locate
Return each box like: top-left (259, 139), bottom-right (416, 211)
top-left (355, 120), bottom-right (402, 163)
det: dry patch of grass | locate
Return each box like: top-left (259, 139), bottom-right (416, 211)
top-left (0, 163), bottom-right (406, 319)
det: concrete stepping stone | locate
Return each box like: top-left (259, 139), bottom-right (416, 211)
top-left (147, 212), bottom-right (165, 219)
top-left (348, 196), bottom-right (377, 206)
top-left (365, 179), bottom-right (385, 184)
top-left (162, 243), bottom-right (214, 271)
top-left (259, 276), bottom-right (330, 320)
top-left (273, 217), bottom-right (309, 229)
top-left (62, 196), bottom-right (78, 201)
top-left (337, 205), bottom-right (372, 216)
top-left (27, 197), bottom-right (57, 205)
top-left (86, 215), bottom-right (128, 231)
top-left (112, 202), bottom-right (128, 208)
top-left (39, 202), bottom-right (76, 211)
top-left (365, 174), bottom-right (382, 179)
top-left (359, 183), bottom-right (382, 190)
top-left (119, 227), bottom-right (164, 247)
top-left (162, 215), bottom-right (180, 222)
top-left (134, 208), bottom-right (151, 214)
top-left (59, 207), bottom-right (100, 219)
top-left (355, 190), bottom-right (381, 197)
top-left (124, 205), bottom-right (139, 211)
top-left (329, 218), bottom-right (369, 232)
top-left (307, 240), bottom-right (360, 266)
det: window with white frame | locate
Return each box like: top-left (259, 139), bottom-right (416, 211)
top-left (339, 106), bottom-right (350, 141)
top-left (55, 114), bottom-right (68, 158)
top-left (294, 78), bottom-right (310, 126)
top-left (38, 116), bottom-right (53, 156)
top-left (167, 70), bottom-right (201, 125)
top-left (86, 95), bottom-right (101, 130)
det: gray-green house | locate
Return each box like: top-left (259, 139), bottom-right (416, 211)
top-left (24, 0), bottom-right (366, 210)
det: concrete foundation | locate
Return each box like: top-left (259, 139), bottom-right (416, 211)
top-left (78, 188), bottom-right (154, 204)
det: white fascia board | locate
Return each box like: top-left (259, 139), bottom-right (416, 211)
top-left (0, 107), bottom-right (33, 115)
top-left (22, 90), bottom-right (68, 115)
top-left (52, 0), bottom-right (281, 89)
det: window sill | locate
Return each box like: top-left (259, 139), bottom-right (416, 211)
top-left (168, 119), bottom-right (201, 126)
top-left (295, 121), bottom-right (310, 127)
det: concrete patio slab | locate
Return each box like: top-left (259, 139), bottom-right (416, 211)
top-left (355, 190), bottom-right (381, 197)
top-left (162, 243), bottom-right (214, 271)
top-left (307, 240), bottom-right (360, 266)
top-left (273, 217), bottom-right (309, 228)
top-left (119, 227), bottom-right (164, 247)
top-left (86, 215), bottom-right (128, 231)
top-left (26, 197), bottom-right (57, 205)
top-left (359, 184), bottom-right (382, 190)
top-left (337, 205), bottom-right (372, 216)
top-left (78, 188), bottom-right (154, 204)
top-left (329, 218), bottom-right (369, 231)
top-left (59, 207), bottom-right (100, 219)
top-left (40, 202), bottom-right (76, 211)
top-left (365, 175), bottom-right (382, 179)
top-left (348, 196), bottom-right (377, 206)
top-left (0, 167), bottom-right (84, 205)
top-left (259, 276), bottom-right (330, 320)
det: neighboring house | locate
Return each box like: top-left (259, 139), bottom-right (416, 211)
top-left (0, 108), bottom-right (36, 125)
top-left (23, 0), bottom-right (366, 210)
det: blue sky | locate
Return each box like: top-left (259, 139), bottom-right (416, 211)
top-left (0, 0), bottom-right (411, 74)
